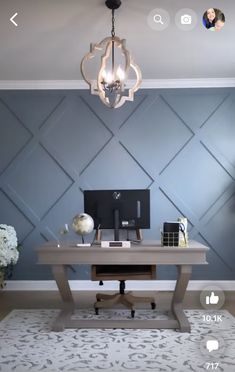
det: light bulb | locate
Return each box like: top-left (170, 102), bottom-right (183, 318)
top-left (106, 71), bottom-right (113, 84)
top-left (102, 69), bottom-right (113, 84)
top-left (102, 70), bottom-right (107, 79)
top-left (116, 66), bottom-right (125, 81)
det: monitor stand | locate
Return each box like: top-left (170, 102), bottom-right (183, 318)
top-left (135, 228), bottom-right (142, 241)
top-left (113, 208), bottom-right (120, 241)
top-left (113, 208), bottom-right (143, 242)
top-left (95, 226), bottom-right (142, 243)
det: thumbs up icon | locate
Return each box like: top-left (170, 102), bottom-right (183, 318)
top-left (206, 292), bottom-right (219, 305)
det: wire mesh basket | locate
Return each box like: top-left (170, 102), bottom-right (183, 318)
top-left (161, 231), bottom-right (188, 247)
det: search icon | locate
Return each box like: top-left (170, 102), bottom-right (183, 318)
top-left (147, 8), bottom-right (170, 31)
top-left (154, 14), bottom-right (164, 24)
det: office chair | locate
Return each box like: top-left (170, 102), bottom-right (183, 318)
top-left (92, 263), bottom-right (156, 318)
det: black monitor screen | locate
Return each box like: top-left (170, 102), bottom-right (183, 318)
top-left (84, 189), bottom-right (150, 233)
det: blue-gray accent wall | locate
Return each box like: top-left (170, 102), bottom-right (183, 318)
top-left (0, 89), bottom-right (235, 280)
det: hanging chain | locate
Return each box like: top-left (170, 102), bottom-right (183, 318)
top-left (111, 9), bottom-right (115, 38)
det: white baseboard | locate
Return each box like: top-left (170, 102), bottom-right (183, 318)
top-left (4, 280), bottom-right (235, 291)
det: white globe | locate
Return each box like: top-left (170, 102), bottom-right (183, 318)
top-left (72, 213), bottom-right (94, 236)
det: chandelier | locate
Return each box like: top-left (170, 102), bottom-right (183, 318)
top-left (81, 0), bottom-right (142, 109)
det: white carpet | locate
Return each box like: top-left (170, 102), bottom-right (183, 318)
top-left (0, 309), bottom-right (235, 372)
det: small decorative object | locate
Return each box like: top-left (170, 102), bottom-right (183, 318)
top-left (58, 224), bottom-right (70, 247)
top-left (161, 222), bottom-right (180, 247)
top-left (81, 0), bottom-right (142, 108)
top-left (0, 224), bottom-right (19, 288)
top-left (161, 219), bottom-right (188, 247)
top-left (178, 217), bottom-right (188, 247)
top-left (59, 224), bottom-right (69, 236)
top-left (72, 213), bottom-right (94, 245)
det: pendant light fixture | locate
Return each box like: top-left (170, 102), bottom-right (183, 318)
top-left (81, 0), bottom-right (142, 109)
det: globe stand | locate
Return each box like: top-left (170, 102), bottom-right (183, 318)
top-left (76, 242), bottom-right (91, 247)
top-left (76, 235), bottom-right (91, 247)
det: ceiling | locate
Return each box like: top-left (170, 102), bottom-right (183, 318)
top-left (0, 0), bottom-right (234, 81)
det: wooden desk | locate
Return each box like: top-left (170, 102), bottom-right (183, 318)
top-left (37, 240), bottom-right (209, 332)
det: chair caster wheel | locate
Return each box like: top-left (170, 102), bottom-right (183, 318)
top-left (151, 302), bottom-right (156, 310)
top-left (95, 308), bottom-right (99, 315)
top-left (131, 310), bottom-right (135, 318)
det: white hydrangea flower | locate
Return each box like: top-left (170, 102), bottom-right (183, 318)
top-left (0, 224), bottom-right (19, 268)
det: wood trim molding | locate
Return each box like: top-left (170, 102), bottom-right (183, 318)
top-left (0, 78), bottom-right (235, 90)
top-left (4, 280), bottom-right (235, 291)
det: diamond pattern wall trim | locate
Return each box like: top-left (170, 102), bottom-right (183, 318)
top-left (0, 89), bottom-right (234, 280)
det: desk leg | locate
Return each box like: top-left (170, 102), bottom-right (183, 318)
top-left (171, 265), bottom-right (192, 333)
top-left (51, 265), bottom-right (74, 331)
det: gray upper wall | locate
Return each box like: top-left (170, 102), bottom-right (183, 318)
top-left (0, 0), bottom-right (235, 80)
top-left (0, 88), bottom-right (235, 280)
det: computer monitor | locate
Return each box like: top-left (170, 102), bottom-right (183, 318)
top-left (84, 189), bottom-right (150, 241)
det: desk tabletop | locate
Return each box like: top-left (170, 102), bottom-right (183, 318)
top-left (37, 240), bottom-right (209, 265)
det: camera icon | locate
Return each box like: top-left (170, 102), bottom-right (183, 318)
top-left (181, 14), bottom-right (192, 25)
top-left (176, 9), bottom-right (197, 30)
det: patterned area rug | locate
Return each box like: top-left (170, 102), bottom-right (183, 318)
top-left (0, 309), bottom-right (235, 372)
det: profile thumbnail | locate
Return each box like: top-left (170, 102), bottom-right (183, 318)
top-left (203, 8), bottom-right (225, 31)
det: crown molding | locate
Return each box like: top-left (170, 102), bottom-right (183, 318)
top-left (0, 80), bottom-right (87, 90)
top-left (140, 78), bottom-right (235, 89)
top-left (0, 78), bottom-right (235, 90)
